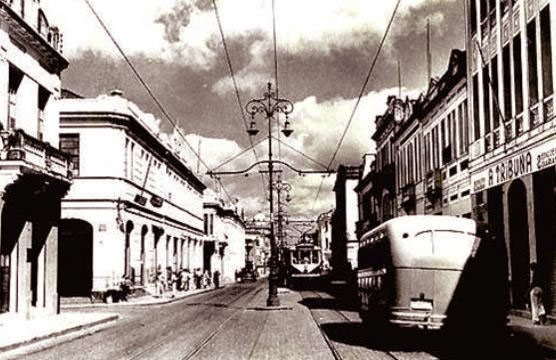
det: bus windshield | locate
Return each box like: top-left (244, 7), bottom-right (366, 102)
top-left (406, 230), bottom-right (476, 269)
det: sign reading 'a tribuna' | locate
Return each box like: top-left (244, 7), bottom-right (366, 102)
top-left (472, 139), bottom-right (556, 193)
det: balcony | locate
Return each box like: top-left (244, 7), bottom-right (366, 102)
top-left (424, 169), bottom-right (442, 205)
top-left (401, 183), bottom-right (416, 214)
top-left (1, 129), bottom-right (71, 180)
top-left (372, 163), bottom-right (395, 195)
top-left (0, 1), bottom-right (68, 73)
top-left (356, 215), bottom-right (378, 240)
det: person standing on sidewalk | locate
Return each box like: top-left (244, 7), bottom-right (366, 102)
top-left (529, 262), bottom-right (546, 325)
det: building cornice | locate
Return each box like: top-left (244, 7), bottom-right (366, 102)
top-left (60, 110), bottom-right (207, 193)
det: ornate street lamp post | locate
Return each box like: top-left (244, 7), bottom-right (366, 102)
top-left (245, 82), bottom-right (294, 306)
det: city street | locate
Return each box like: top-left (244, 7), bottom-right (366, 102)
top-left (1, 281), bottom-right (552, 360)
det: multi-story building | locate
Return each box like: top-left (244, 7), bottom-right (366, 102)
top-left (316, 209), bottom-right (333, 269)
top-left (58, 91), bottom-right (206, 300)
top-left (245, 227), bottom-right (270, 277)
top-left (466, 0), bottom-right (556, 314)
top-left (203, 191), bottom-right (246, 283)
top-left (354, 153), bottom-right (378, 240)
top-left (371, 96), bottom-right (401, 223)
top-left (395, 49), bottom-right (471, 218)
top-left (0, 0), bottom-right (69, 317)
top-left (331, 165), bottom-right (361, 277)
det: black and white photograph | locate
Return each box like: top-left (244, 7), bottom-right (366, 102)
top-left (0, 0), bottom-right (553, 359)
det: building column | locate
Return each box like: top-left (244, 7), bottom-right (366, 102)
top-left (44, 224), bottom-right (58, 314)
top-left (16, 221), bottom-right (32, 318)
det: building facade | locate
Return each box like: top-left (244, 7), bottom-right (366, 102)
top-left (395, 50), bottom-right (472, 219)
top-left (0, 0), bottom-right (69, 318)
top-left (466, 0), bottom-right (556, 314)
top-left (316, 209), bottom-right (333, 270)
top-left (331, 165), bottom-right (361, 277)
top-left (245, 228), bottom-right (270, 276)
top-left (58, 91), bottom-right (206, 300)
top-left (203, 192), bottom-right (246, 284)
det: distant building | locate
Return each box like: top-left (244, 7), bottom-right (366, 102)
top-left (203, 192), bottom-right (246, 284)
top-left (245, 228), bottom-right (270, 276)
top-left (0, 0), bottom-right (69, 317)
top-left (331, 165), bottom-right (361, 277)
top-left (316, 209), bottom-right (333, 269)
top-left (58, 91), bottom-right (206, 300)
top-left (354, 154), bottom-right (378, 240)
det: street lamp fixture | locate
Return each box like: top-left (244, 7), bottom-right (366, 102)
top-left (245, 82), bottom-right (294, 307)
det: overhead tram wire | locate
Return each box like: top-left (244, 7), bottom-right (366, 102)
top-left (82, 0), bottom-right (234, 203)
top-left (212, 0), bottom-right (269, 199)
top-left (311, 0), bottom-right (402, 210)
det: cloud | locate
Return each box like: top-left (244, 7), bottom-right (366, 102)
top-left (45, 0), bottom-right (456, 70)
top-left (192, 86), bottom-right (422, 219)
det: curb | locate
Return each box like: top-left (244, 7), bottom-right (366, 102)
top-left (61, 285), bottom-right (229, 309)
top-left (0, 314), bottom-right (119, 353)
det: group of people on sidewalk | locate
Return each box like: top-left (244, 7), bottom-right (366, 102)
top-left (152, 266), bottom-right (221, 298)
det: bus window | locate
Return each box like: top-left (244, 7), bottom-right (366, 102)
top-left (432, 230), bottom-right (475, 257)
top-left (312, 251), bottom-right (319, 263)
top-left (412, 230), bottom-right (433, 256)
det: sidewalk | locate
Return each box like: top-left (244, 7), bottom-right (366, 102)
top-left (246, 287), bottom-right (335, 360)
top-left (508, 313), bottom-right (556, 356)
top-left (0, 312), bottom-right (118, 352)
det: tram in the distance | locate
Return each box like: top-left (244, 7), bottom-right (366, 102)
top-left (285, 242), bottom-right (326, 288)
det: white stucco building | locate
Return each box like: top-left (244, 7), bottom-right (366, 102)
top-left (0, 0), bottom-right (69, 318)
top-left (58, 91), bottom-right (206, 300)
top-left (203, 191), bottom-right (246, 284)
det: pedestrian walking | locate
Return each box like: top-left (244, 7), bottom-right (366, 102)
top-left (529, 262), bottom-right (546, 325)
top-left (155, 266), bottom-right (165, 297)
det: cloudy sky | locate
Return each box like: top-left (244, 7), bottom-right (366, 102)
top-left (44, 0), bottom-right (465, 221)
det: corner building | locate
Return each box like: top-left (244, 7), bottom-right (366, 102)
top-left (0, 0), bottom-right (69, 318)
top-left (466, 0), bottom-right (556, 315)
top-left (58, 91), bottom-right (206, 300)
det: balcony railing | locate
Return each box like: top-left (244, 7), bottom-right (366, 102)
top-left (356, 215), bottom-right (378, 239)
top-left (2, 129), bottom-right (71, 179)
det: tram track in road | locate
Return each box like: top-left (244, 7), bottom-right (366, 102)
top-left (179, 285), bottom-right (264, 360)
top-left (300, 290), bottom-right (421, 360)
top-left (125, 284), bottom-right (263, 360)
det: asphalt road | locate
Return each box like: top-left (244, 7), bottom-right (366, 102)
top-left (2, 282), bottom-right (553, 360)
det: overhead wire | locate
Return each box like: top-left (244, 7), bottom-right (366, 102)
top-left (82, 0), bottom-right (234, 202)
top-left (311, 0), bottom-right (402, 210)
top-left (211, 0), bottom-right (269, 199)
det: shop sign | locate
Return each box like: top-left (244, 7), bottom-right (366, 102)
top-left (472, 140), bottom-right (556, 193)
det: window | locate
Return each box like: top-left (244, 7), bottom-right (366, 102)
top-left (204, 214), bottom-right (208, 235)
top-left (450, 110), bottom-right (457, 159)
top-left (503, 44), bottom-right (512, 120)
top-left (540, 5), bottom-right (553, 97)
top-left (473, 75), bottom-right (481, 140)
top-left (462, 100), bottom-right (469, 152)
top-left (59, 134), bottom-right (80, 176)
top-left (471, 0), bottom-right (477, 34)
top-left (8, 66), bottom-right (23, 130)
top-left (433, 125), bottom-right (439, 169)
top-left (491, 55), bottom-right (500, 128)
top-left (514, 34), bottom-right (524, 114)
top-left (527, 20), bottom-right (539, 105)
top-left (209, 214), bottom-right (214, 235)
top-left (38, 86), bottom-right (50, 141)
top-left (483, 65), bottom-right (491, 134)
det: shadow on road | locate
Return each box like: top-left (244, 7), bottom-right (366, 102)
top-left (299, 296), bottom-right (552, 360)
top-left (321, 322), bottom-right (554, 360)
top-left (319, 321), bottom-right (552, 360)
